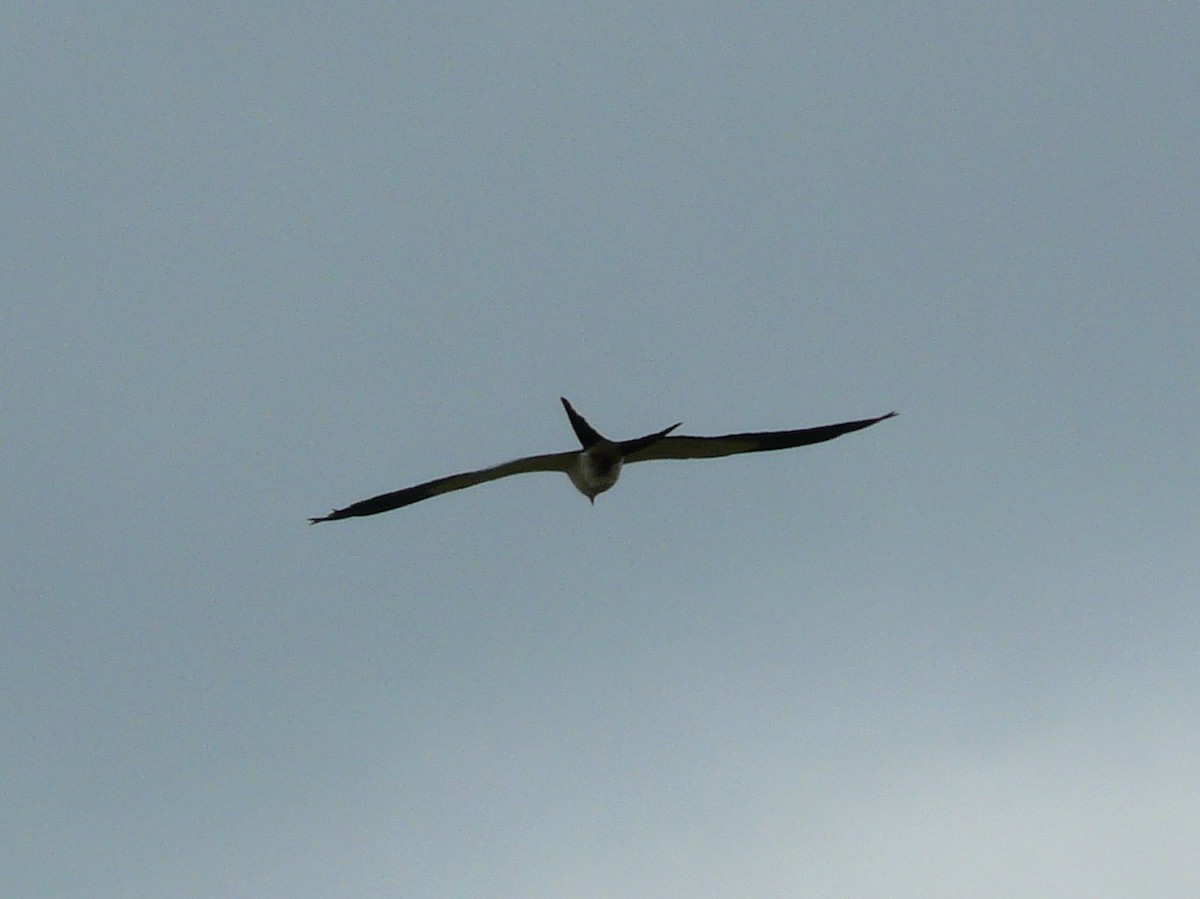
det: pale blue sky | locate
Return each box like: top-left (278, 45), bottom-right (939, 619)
top-left (4, 5), bottom-right (1198, 897)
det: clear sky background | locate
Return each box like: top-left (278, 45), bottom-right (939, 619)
top-left (4, 5), bottom-right (1198, 897)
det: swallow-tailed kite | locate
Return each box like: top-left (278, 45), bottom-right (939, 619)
top-left (309, 398), bottom-right (895, 523)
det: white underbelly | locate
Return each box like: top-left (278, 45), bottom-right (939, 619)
top-left (568, 447), bottom-right (623, 498)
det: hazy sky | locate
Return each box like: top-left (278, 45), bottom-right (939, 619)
top-left (5, 5), bottom-right (1198, 897)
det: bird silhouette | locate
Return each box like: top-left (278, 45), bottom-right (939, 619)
top-left (309, 397), bottom-right (895, 523)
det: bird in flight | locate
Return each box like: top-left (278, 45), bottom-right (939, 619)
top-left (309, 398), bottom-right (895, 523)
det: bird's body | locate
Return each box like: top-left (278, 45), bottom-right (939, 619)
top-left (309, 398), bottom-right (894, 523)
top-left (568, 441), bottom-right (624, 503)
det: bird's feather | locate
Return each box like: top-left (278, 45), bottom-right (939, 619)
top-left (309, 451), bottom-right (576, 523)
top-left (624, 412), bottom-right (897, 462)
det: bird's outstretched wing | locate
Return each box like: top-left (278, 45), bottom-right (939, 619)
top-left (623, 412), bottom-right (896, 462)
top-left (309, 451), bottom-right (576, 523)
